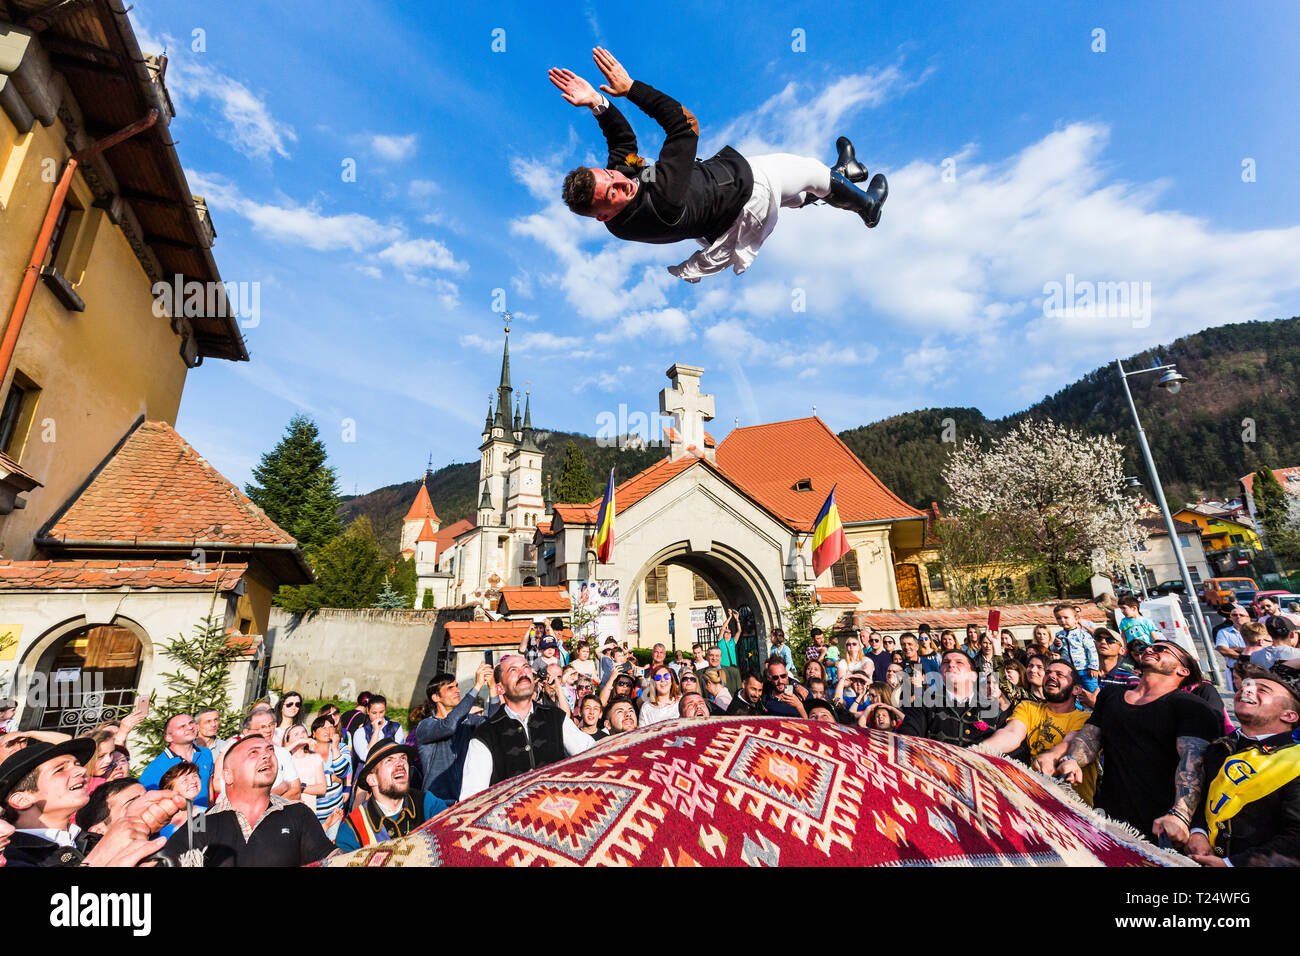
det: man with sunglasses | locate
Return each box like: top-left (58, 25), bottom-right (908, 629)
top-left (762, 658), bottom-right (808, 718)
top-left (1051, 640), bottom-right (1221, 843)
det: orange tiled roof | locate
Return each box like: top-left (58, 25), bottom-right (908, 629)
top-left (404, 482), bottom-right (441, 522)
top-left (1240, 465), bottom-right (1300, 495)
top-left (0, 559), bottom-right (248, 591)
top-left (0, 450), bottom-right (42, 489)
top-left (497, 586), bottom-right (571, 614)
top-left (714, 417), bottom-right (925, 532)
top-left (552, 456), bottom-right (701, 525)
top-left (225, 632), bottom-right (263, 654)
top-left (415, 517), bottom-right (438, 543)
top-left (445, 619), bottom-right (533, 647)
top-left (813, 586), bottom-right (861, 605)
top-left (434, 518), bottom-right (475, 561)
top-left (662, 426), bottom-right (717, 449)
top-left (536, 520), bottom-right (552, 536)
top-left (41, 421), bottom-right (297, 549)
top-left (854, 603), bottom-right (1105, 632)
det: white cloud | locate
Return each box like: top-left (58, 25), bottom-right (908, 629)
top-left (372, 133), bottom-right (418, 161)
top-left (409, 179), bottom-right (439, 198)
top-left (187, 171), bottom-right (401, 250)
top-left (376, 238), bottom-right (469, 280)
top-left (704, 319), bottom-right (878, 376)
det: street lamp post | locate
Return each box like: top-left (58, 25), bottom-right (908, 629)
top-left (1116, 359), bottom-right (1222, 685)
top-left (667, 600), bottom-right (677, 653)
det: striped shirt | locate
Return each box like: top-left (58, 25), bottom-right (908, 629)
top-left (313, 743), bottom-right (351, 832)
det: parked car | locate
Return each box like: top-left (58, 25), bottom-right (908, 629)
top-left (1201, 576), bottom-right (1260, 608)
top-left (1150, 580), bottom-right (1187, 596)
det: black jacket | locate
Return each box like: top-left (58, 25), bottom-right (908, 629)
top-left (898, 694), bottom-right (1003, 748)
top-left (599, 80), bottom-right (753, 245)
top-left (725, 693), bottom-right (767, 717)
top-left (470, 703), bottom-right (568, 787)
top-left (2, 831), bottom-right (87, 867)
top-left (1196, 730), bottom-right (1300, 866)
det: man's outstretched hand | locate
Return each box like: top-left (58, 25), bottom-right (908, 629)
top-left (548, 68), bottom-right (601, 109)
top-left (593, 47), bottom-right (632, 97)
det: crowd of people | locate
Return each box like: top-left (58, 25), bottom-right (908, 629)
top-left (2, 597), bottom-right (1297, 868)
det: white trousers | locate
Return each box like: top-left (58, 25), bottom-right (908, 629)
top-left (667, 153), bottom-right (831, 282)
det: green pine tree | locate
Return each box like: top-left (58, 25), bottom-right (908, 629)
top-left (373, 577), bottom-right (407, 609)
top-left (783, 583), bottom-right (818, 672)
top-left (390, 555), bottom-right (417, 607)
top-left (1254, 467), bottom-right (1292, 559)
top-left (246, 415), bottom-right (341, 554)
top-left (421, 589), bottom-right (435, 609)
top-left (554, 440), bottom-right (595, 503)
top-left (137, 616), bottom-right (244, 759)
top-left (314, 516), bottom-right (387, 608)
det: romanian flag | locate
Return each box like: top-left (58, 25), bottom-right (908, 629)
top-left (593, 467), bottom-right (615, 563)
top-left (811, 485), bottom-right (849, 577)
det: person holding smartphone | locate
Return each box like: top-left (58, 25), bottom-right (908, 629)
top-left (415, 663), bottom-right (496, 803)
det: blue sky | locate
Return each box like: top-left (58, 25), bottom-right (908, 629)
top-left (129, 0), bottom-right (1300, 498)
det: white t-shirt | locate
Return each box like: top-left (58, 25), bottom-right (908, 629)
top-left (637, 698), bottom-right (681, 727)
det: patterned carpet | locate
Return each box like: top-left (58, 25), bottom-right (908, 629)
top-left (322, 717), bottom-right (1191, 867)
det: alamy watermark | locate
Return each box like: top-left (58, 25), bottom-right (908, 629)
top-left (152, 275), bottom-right (261, 328)
top-left (1042, 273), bottom-right (1151, 328)
top-left (596, 404), bottom-right (672, 449)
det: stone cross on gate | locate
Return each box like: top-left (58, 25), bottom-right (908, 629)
top-left (659, 363), bottom-right (715, 462)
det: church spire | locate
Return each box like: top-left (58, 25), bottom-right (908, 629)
top-left (483, 396), bottom-right (493, 434)
top-left (494, 314), bottom-right (513, 434)
top-left (520, 390), bottom-right (541, 453)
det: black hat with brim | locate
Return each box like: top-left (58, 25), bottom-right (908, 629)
top-left (354, 738), bottom-right (418, 792)
top-left (0, 737), bottom-right (96, 806)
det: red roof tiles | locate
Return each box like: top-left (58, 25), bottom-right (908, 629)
top-left (0, 560), bottom-right (248, 591)
top-left (42, 421), bottom-right (297, 549)
top-left (714, 417), bottom-right (925, 532)
top-left (1240, 466), bottom-right (1300, 496)
top-left (854, 603), bottom-right (1105, 632)
top-left (434, 518), bottom-right (475, 561)
top-left (415, 518), bottom-right (438, 543)
top-left (404, 482), bottom-right (441, 523)
top-left (552, 456), bottom-right (704, 525)
top-left (813, 586), bottom-right (861, 605)
top-left (496, 586), bottom-right (571, 615)
top-left (445, 619), bottom-right (533, 647)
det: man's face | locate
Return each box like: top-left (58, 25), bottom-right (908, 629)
top-left (679, 694), bottom-right (709, 719)
top-left (1043, 664), bottom-right (1076, 703)
top-left (165, 714), bottom-right (197, 746)
top-left (767, 665), bottom-right (790, 693)
top-left (940, 654), bottom-right (975, 694)
top-left (692, 646), bottom-right (705, 662)
top-left (197, 712), bottom-right (220, 739)
top-left (706, 649), bottom-right (721, 668)
top-left (580, 698), bottom-right (603, 726)
top-left (882, 636), bottom-right (897, 652)
top-left (1139, 643), bottom-right (1186, 678)
top-left (885, 665), bottom-right (903, 686)
top-left (1229, 607), bottom-right (1250, 627)
top-left (1095, 636), bottom-right (1122, 658)
top-left (103, 782), bottom-right (147, 827)
top-left (742, 676), bottom-right (763, 701)
top-left (25, 754), bottom-right (90, 818)
top-left (605, 702), bottom-right (637, 733)
top-left (497, 655), bottom-right (535, 702)
top-left (226, 738), bottom-right (277, 793)
top-left (652, 644), bottom-right (666, 663)
top-left (247, 711), bottom-right (275, 739)
top-left (370, 753), bottom-right (410, 800)
top-left (1260, 598), bottom-right (1280, 616)
top-left (435, 681), bottom-right (462, 709)
top-left (867, 633), bottom-right (882, 650)
top-left (901, 637), bottom-right (919, 661)
top-left (1234, 679), bottom-right (1299, 727)
top-left (584, 167), bottom-right (637, 221)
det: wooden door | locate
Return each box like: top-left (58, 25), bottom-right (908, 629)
top-left (894, 563), bottom-right (926, 608)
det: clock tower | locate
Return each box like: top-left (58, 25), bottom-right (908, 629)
top-left (506, 388), bottom-right (545, 528)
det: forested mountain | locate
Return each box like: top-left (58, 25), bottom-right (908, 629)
top-left (344, 316), bottom-right (1299, 551)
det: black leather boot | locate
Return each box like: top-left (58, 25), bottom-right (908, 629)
top-left (832, 136), bottom-right (869, 183)
top-left (823, 170), bottom-right (888, 228)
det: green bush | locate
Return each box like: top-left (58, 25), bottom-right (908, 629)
top-left (631, 647), bottom-right (654, 665)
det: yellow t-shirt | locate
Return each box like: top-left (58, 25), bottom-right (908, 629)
top-left (1010, 701), bottom-right (1097, 806)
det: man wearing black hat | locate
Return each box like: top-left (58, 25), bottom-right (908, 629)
top-left (335, 738), bottom-right (449, 853)
top-left (1187, 662), bottom-right (1300, 866)
top-left (0, 735), bottom-right (96, 866)
top-left (1053, 640), bottom-right (1221, 843)
top-left (459, 654), bottom-right (595, 801)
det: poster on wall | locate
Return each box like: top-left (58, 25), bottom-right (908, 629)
top-left (627, 593), bottom-right (639, 638)
top-left (569, 580), bottom-right (621, 644)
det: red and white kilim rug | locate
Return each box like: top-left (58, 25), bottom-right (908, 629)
top-left (323, 717), bottom-right (1190, 867)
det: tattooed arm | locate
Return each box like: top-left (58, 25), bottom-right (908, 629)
top-left (1152, 735), bottom-right (1210, 847)
top-left (1055, 724), bottom-right (1101, 784)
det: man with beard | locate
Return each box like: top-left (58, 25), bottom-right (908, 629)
top-left (1050, 641), bottom-right (1221, 843)
top-left (981, 662), bottom-right (1098, 805)
top-left (459, 654), bottom-right (595, 800)
top-left (595, 698), bottom-right (639, 740)
top-left (335, 739), bottom-right (449, 852)
top-left (897, 650), bottom-right (1002, 747)
top-left (1187, 662), bottom-right (1300, 866)
top-left (163, 734), bottom-right (334, 866)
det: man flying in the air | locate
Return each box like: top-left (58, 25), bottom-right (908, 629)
top-left (550, 48), bottom-right (889, 283)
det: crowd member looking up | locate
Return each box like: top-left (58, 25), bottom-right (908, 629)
top-left (416, 664), bottom-right (495, 803)
top-left (459, 655), bottom-right (595, 800)
top-left (1048, 641), bottom-right (1221, 843)
top-left (83, 729), bottom-right (121, 794)
top-left (350, 694), bottom-right (405, 767)
top-left (727, 672), bottom-right (767, 716)
top-left (309, 715), bottom-right (350, 839)
top-left (0, 737), bottom-right (95, 866)
top-left (336, 740), bottom-right (449, 852)
top-left (1024, 654), bottom-right (1048, 701)
top-left (984, 662), bottom-right (1097, 804)
top-left (639, 665), bottom-right (682, 726)
top-left (919, 635), bottom-right (942, 674)
top-left (217, 706), bottom-right (302, 802)
top-left (862, 701), bottom-right (904, 730)
top-left (763, 657), bottom-right (808, 717)
top-left (1117, 595), bottom-right (1162, 645)
top-left (836, 670), bottom-right (873, 717)
top-left (164, 734), bottom-right (335, 867)
top-left (842, 634), bottom-right (872, 677)
top-left (576, 695), bottom-right (605, 737)
top-left (284, 724), bottom-right (327, 816)
top-left (157, 761), bottom-right (205, 838)
top-left (194, 708), bottom-right (228, 757)
top-left (805, 698), bottom-right (839, 723)
top-left (273, 691), bottom-right (305, 746)
top-left (898, 650), bottom-right (1001, 748)
top-left (678, 692), bottom-right (711, 719)
top-left (595, 698), bottom-right (639, 740)
top-left (1187, 662), bottom-right (1300, 867)
top-left (139, 713), bottom-right (214, 809)
top-left (798, 659), bottom-right (827, 700)
top-left (601, 669), bottom-right (640, 709)
top-left (702, 668), bottom-right (731, 713)
top-left (719, 610), bottom-right (740, 667)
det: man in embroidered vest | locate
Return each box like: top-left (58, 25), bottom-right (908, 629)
top-left (459, 655), bottom-right (595, 801)
top-left (335, 739), bottom-right (448, 853)
top-left (549, 48), bottom-right (889, 285)
top-left (1188, 662), bottom-right (1300, 866)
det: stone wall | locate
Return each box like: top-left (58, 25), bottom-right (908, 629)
top-left (266, 605), bottom-right (478, 711)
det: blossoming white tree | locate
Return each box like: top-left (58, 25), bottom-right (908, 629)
top-left (940, 419), bottom-right (1147, 599)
